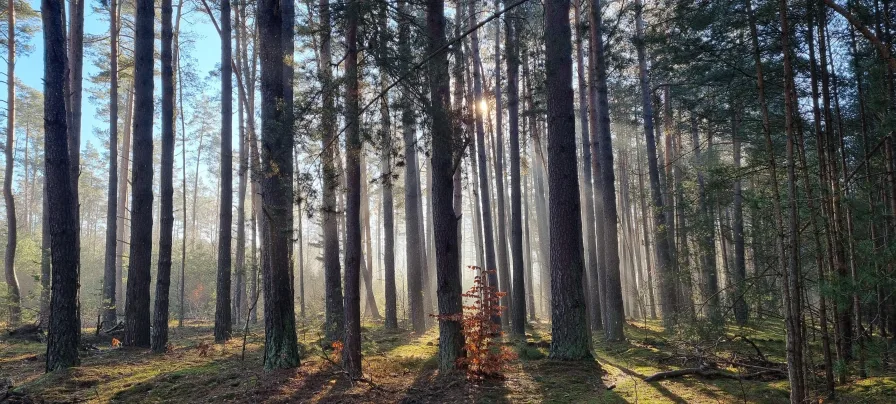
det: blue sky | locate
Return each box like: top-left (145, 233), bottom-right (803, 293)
top-left (12, 0), bottom-right (224, 152)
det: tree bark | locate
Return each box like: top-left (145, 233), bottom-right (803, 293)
top-left (399, 0), bottom-right (427, 334)
top-left (43, 0), bottom-right (80, 370)
top-left (116, 82), bottom-right (134, 316)
top-left (152, 0), bottom-right (175, 353)
top-left (4, 0), bottom-right (20, 328)
top-left (546, 0), bottom-right (591, 359)
top-left (318, 0), bottom-right (344, 343)
top-left (591, 0), bottom-right (624, 341)
top-left (233, 0), bottom-right (248, 324)
top-left (506, 3), bottom-right (526, 337)
top-left (259, 0), bottom-right (299, 370)
top-left (68, 0), bottom-right (83, 255)
top-left (378, 1), bottom-right (397, 330)
top-left (214, 0), bottom-right (234, 343)
top-left (124, 0), bottom-right (155, 348)
top-left (101, 0), bottom-right (120, 329)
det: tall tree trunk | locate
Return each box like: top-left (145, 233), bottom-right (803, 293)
top-left (259, 0), bottom-right (299, 370)
top-left (152, 0), bottom-right (175, 353)
top-left (591, 0), bottom-right (624, 341)
top-left (427, 0), bottom-right (464, 370)
top-left (4, 0), bottom-right (20, 328)
top-left (233, 0), bottom-right (248, 324)
top-left (546, 0), bottom-right (591, 359)
top-left (399, 0), bottom-right (426, 334)
top-left (319, 0), bottom-right (344, 343)
top-left (68, 0), bottom-right (83, 255)
top-left (491, 0), bottom-right (511, 329)
top-left (343, 0), bottom-right (363, 379)
top-left (575, 0), bottom-right (600, 333)
top-left (360, 156), bottom-right (382, 320)
top-left (469, 0), bottom-right (500, 325)
top-left (633, 0), bottom-right (674, 328)
top-left (116, 81), bottom-right (134, 317)
top-left (101, 0), bottom-right (120, 329)
top-left (524, 169), bottom-right (536, 321)
top-left (124, 0), bottom-right (155, 348)
top-left (778, 0), bottom-right (807, 400)
top-left (43, 0), bottom-right (80, 370)
top-left (214, 0), bottom-right (234, 343)
top-left (506, 3), bottom-right (526, 336)
top-left (378, 1), bottom-right (397, 330)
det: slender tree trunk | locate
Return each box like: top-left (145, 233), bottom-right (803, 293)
top-left (778, 1), bottom-right (807, 400)
top-left (591, 0), bottom-right (624, 341)
top-left (378, 2), bottom-right (397, 329)
top-left (689, 117), bottom-right (721, 324)
top-left (360, 156), bottom-right (382, 320)
top-left (152, 0), bottom-right (175, 352)
top-left (4, 0), bottom-right (20, 328)
top-left (491, 0), bottom-right (511, 329)
top-left (546, 0), bottom-right (591, 359)
top-left (101, 0), bottom-right (120, 329)
top-left (575, 0), bottom-right (600, 334)
top-left (124, 0), bottom-right (155, 348)
top-left (259, 0), bottom-right (299, 369)
top-left (469, 0), bottom-right (500, 325)
top-left (68, 0), bottom-right (83, 257)
top-left (342, 0), bottom-right (363, 378)
top-left (319, 0), bottom-right (344, 342)
top-left (399, 0), bottom-right (426, 334)
top-left (506, 4), bottom-right (526, 336)
top-left (116, 82), bottom-right (134, 317)
top-left (524, 169), bottom-right (536, 321)
top-left (233, 0), bottom-right (248, 324)
top-left (214, 0), bottom-right (234, 342)
top-left (43, 0), bottom-right (80, 370)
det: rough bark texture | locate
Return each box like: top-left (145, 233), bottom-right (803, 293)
top-left (426, 0), bottom-right (464, 370)
top-left (68, 0), bottom-right (83, 252)
top-left (43, 0), bottom-right (80, 370)
top-left (591, 0), bottom-right (624, 341)
top-left (152, 0), bottom-right (175, 353)
top-left (546, 0), bottom-right (591, 360)
top-left (101, 0), bottom-right (120, 329)
top-left (124, 0), bottom-right (155, 348)
top-left (234, 0), bottom-right (248, 324)
top-left (506, 6), bottom-right (526, 337)
top-left (343, 0), bottom-right (362, 379)
top-left (214, 0), bottom-right (233, 343)
top-left (4, 0), bottom-right (20, 328)
top-left (259, 0), bottom-right (299, 370)
top-left (319, 0), bottom-right (344, 344)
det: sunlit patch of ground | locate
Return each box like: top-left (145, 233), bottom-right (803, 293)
top-left (2, 318), bottom-right (894, 403)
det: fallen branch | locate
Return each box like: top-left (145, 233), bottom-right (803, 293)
top-left (644, 366), bottom-right (782, 382)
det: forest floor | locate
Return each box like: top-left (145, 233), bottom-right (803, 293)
top-left (1, 317), bottom-right (895, 403)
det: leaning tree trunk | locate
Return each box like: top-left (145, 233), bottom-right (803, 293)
top-left (214, 0), bottom-right (234, 343)
top-left (318, 0), bottom-right (344, 343)
top-left (124, 0), bottom-right (155, 349)
top-left (259, 0), bottom-right (299, 370)
top-left (4, 0), bottom-right (21, 328)
top-left (546, 0), bottom-right (591, 360)
top-left (43, 0), bottom-right (80, 370)
top-left (152, 0), bottom-right (175, 353)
